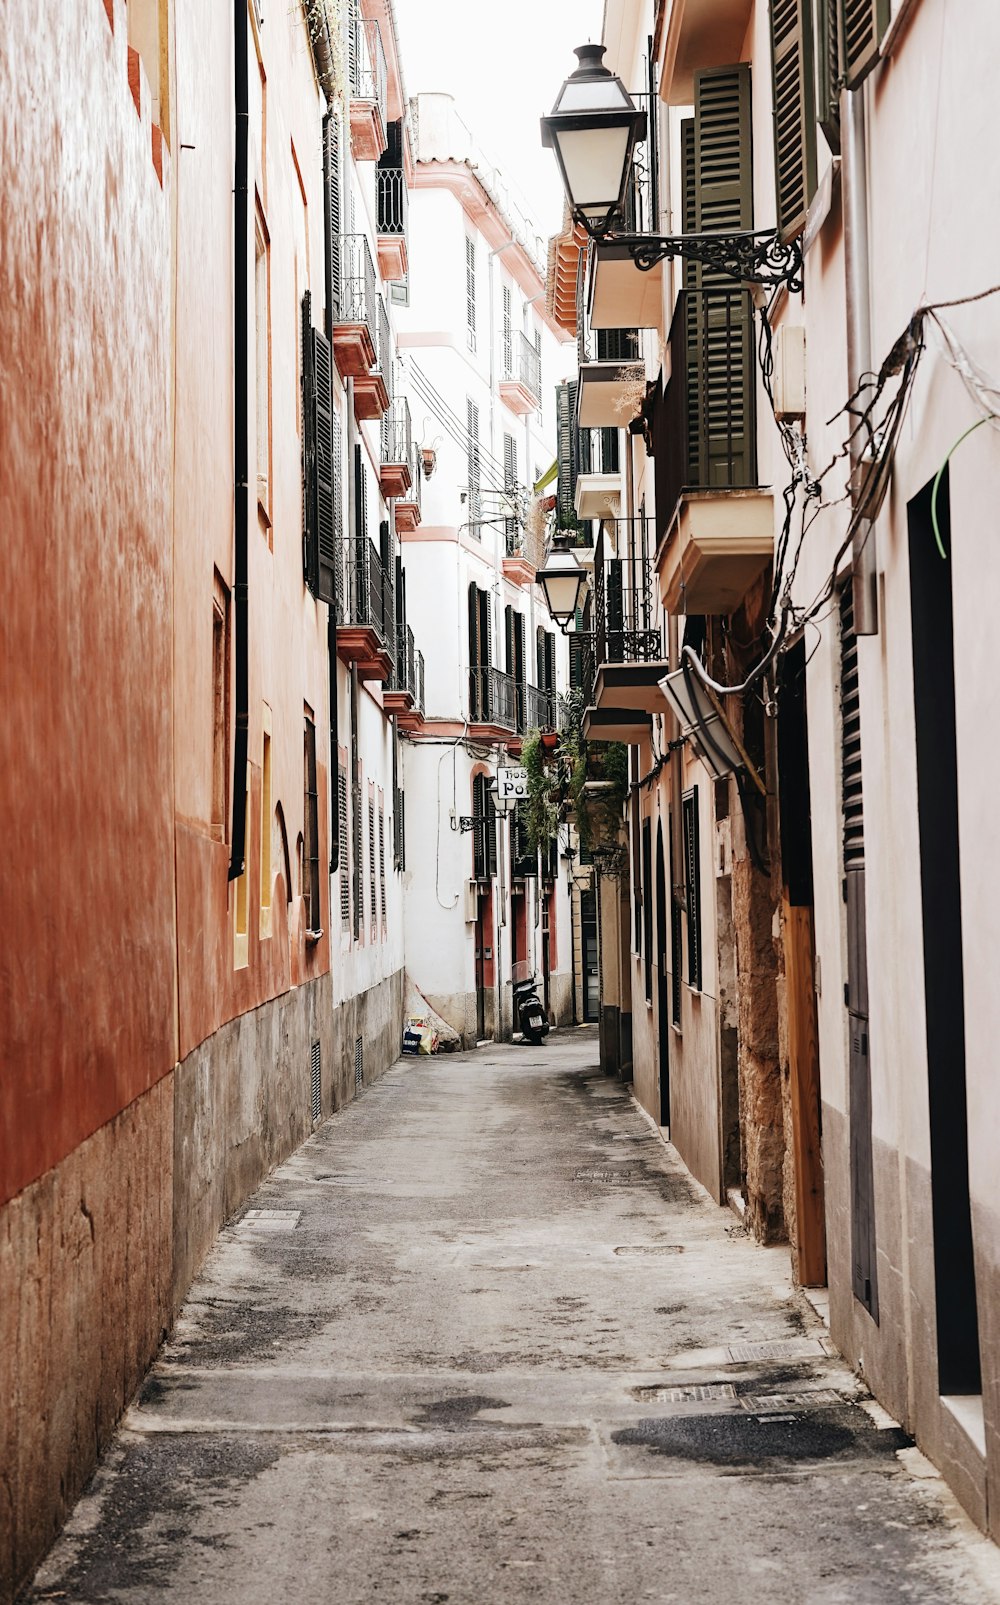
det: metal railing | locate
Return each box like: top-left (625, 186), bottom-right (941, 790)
top-left (510, 329), bottom-right (541, 402)
top-left (415, 649), bottom-right (425, 714)
top-left (348, 8), bottom-right (387, 120)
top-left (372, 294), bottom-right (392, 391)
top-left (577, 426), bottom-right (621, 477)
top-left (348, 536), bottom-right (394, 650)
top-left (622, 95), bottom-right (656, 235)
top-left (381, 395), bottom-right (412, 465)
top-left (659, 287), bottom-right (757, 528)
top-left (526, 684), bottom-right (557, 732)
top-left (377, 166), bottom-right (408, 237)
top-left (469, 665), bottom-right (519, 731)
top-left (339, 234), bottom-right (377, 347)
top-left (586, 519), bottom-right (663, 699)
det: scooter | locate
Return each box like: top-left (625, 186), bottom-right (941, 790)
top-left (512, 971), bottom-right (550, 1045)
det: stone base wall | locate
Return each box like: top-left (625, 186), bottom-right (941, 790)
top-left (1, 968), bottom-right (405, 1604)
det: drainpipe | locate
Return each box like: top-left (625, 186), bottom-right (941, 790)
top-left (325, 113), bottom-right (340, 874)
top-left (841, 84), bottom-right (878, 635)
top-left (229, 0), bottom-right (249, 881)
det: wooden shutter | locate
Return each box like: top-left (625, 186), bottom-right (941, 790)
top-left (841, 0), bottom-right (889, 88)
top-left (769, 0), bottom-right (817, 242)
top-left (304, 718), bottom-right (321, 934)
top-left (669, 814), bottom-right (682, 1025)
top-left (556, 381), bottom-right (578, 521)
top-left (642, 819), bottom-right (653, 1002)
top-left (690, 67), bottom-right (756, 493)
top-left (302, 292), bottom-right (319, 594)
top-left (682, 787), bottom-right (702, 990)
top-left (545, 632), bottom-right (556, 698)
top-left (465, 235), bottom-right (476, 346)
top-left (323, 113), bottom-right (342, 330)
top-left (816, 0), bottom-right (842, 152)
top-left (354, 443), bottom-right (368, 541)
top-left (504, 604), bottom-right (515, 678)
top-left (466, 397), bottom-right (480, 520)
top-left (514, 611), bottom-right (526, 731)
top-left (313, 327), bottom-right (337, 606)
top-left (338, 766), bottom-right (350, 925)
top-left (468, 582), bottom-right (481, 719)
top-left (502, 284), bottom-right (513, 375)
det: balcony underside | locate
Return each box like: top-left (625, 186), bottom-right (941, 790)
top-left (498, 378), bottom-right (537, 417)
top-left (468, 722), bottom-right (522, 748)
top-left (593, 661), bottom-right (669, 716)
top-left (575, 471), bottom-right (622, 521)
top-left (350, 99), bottom-right (387, 162)
top-left (382, 687), bottom-right (414, 715)
top-left (336, 626), bottom-right (393, 682)
top-left (395, 498), bottom-right (421, 534)
top-left (582, 706), bottom-right (652, 745)
top-left (663, 0), bottom-right (753, 102)
top-left (354, 372), bottom-right (391, 420)
top-left (658, 489), bottom-right (774, 615)
top-left (589, 243), bottom-right (664, 333)
top-left (376, 233), bottom-right (407, 282)
top-left (502, 554), bottom-right (536, 587)
top-left (577, 360), bottom-right (645, 429)
top-left (332, 323), bottom-right (377, 380)
top-left (380, 460), bottom-right (412, 499)
top-left (395, 705), bottom-right (426, 732)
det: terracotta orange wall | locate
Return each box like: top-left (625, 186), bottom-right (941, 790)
top-left (0, 0), bottom-right (176, 1205)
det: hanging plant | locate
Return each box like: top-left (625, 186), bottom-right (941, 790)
top-left (521, 728), bottom-right (560, 857)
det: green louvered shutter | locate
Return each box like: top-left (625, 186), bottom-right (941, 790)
top-left (556, 381), bottom-right (578, 522)
top-left (841, 0), bottom-right (890, 87)
top-left (323, 113), bottom-right (342, 330)
top-left (301, 292), bottom-right (320, 596)
top-left (770, 0), bottom-right (817, 242)
top-left (313, 327), bottom-right (338, 607)
top-left (815, 0), bottom-right (842, 152)
top-left (691, 66), bottom-right (756, 494)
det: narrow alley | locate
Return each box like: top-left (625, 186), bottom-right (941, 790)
top-left (29, 1034), bottom-right (1000, 1605)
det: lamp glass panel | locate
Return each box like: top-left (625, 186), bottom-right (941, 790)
top-left (557, 80), bottom-right (631, 113)
top-left (554, 125), bottom-right (631, 212)
top-left (541, 568), bottom-right (586, 620)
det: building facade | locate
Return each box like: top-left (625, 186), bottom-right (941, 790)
top-left (548, 0), bottom-right (1000, 1537)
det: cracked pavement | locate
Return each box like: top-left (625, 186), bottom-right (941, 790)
top-left (27, 1030), bottom-right (1000, 1603)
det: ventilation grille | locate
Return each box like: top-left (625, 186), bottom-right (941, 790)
top-left (310, 1039), bottom-right (321, 1123)
top-left (354, 1035), bottom-right (364, 1095)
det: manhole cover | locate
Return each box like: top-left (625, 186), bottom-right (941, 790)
top-left (575, 1170), bottom-right (635, 1184)
top-left (725, 1337), bottom-right (830, 1362)
top-left (739, 1389), bottom-right (844, 1413)
top-left (633, 1382), bottom-right (737, 1404)
top-left (238, 1210), bottom-right (301, 1232)
top-left (614, 1244), bottom-right (684, 1257)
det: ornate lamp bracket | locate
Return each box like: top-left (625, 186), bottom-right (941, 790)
top-left (602, 227), bottom-right (804, 293)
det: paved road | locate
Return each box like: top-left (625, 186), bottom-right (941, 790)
top-left (30, 1031), bottom-right (1000, 1604)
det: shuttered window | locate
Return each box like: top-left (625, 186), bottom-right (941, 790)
top-left (841, 0), bottom-right (889, 88)
top-left (504, 431), bottom-right (517, 540)
top-left (472, 773), bottom-right (497, 881)
top-left (465, 235), bottom-right (476, 351)
top-left (669, 817), bottom-right (683, 1024)
top-left (502, 284), bottom-right (513, 377)
top-left (769, 0), bottom-right (817, 242)
top-left (466, 397), bottom-right (481, 523)
top-left (556, 381), bottom-right (578, 522)
top-left (304, 718), bottom-right (321, 935)
top-left (682, 787), bottom-right (702, 991)
top-left (323, 113), bottom-right (341, 326)
top-left (338, 764), bottom-right (350, 926)
top-left (302, 293), bottom-right (341, 609)
top-left (354, 443), bottom-right (368, 541)
top-left (468, 583), bottom-right (491, 721)
top-left (352, 761), bottom-right (363, 941)
top-left (368, 798), bottom-right (377, 942)
top-left (815, 0), bottom-right (842, 152)
top-left (642, 819), bottom-right (653, 1002)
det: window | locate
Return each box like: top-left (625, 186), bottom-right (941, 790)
top-left (842, 0), bottom-right (890, 88)
top-left (339, 764), bottom-right (350, 926)
top-left (466, 398), bottom-right (481, 523)
top-left (465, 235), bottom-right (476, 351)
top-left (255, 218), bottom-right (271, 517)
top-left (768, 4), bottom-right (816, 242)
top-left (670, 816), bottom-right (682, 1025)
top-left (556, 382), bottom-right (579, 522)
top-left (368, 798), bottom-right (377, 942)
top-left (260, 705), bottom-right (272, 938)
top-left (304, 716), bottom-right (322, 938)
top-left (534, 327), bottom-right (542, 421)
top-left (682, 788), bottom-right (702, 990)
top-left (234, 763), bottom-right (251, 969)
top-left (211, 574), bottom-right (230, 841)
top-left (468, 583), bottom-right (491, 720)
top-left (352, 759), bottom-right (363, 942)
top-left (505, 605), bottom-right (525, 733)
top-left (503, 431), bottom-right (517, 543)
top-left (502, 284), bottom-right (513, 377)
top-left (642, 818), bottom-right (653, 1003)
top-left (379, 806), bottom-right (386, 928)
top-left (471, 773), bottom-right (497, 881)
top-left (301, 290), bottom-right (338, 604)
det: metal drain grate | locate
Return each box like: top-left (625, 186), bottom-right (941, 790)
top-left (310, 1040), bottom-right (321, 1123)
top-left (726, 1337), bottom-right (832, 1363)
top-left (614, 1244), bottom-right (684, 1257)
top-left (739, 1389), bottom-right (844, 1413)
top-left (574, 1170), bottom-right (635, 1185)
top-left (634, 1382), bottom-right (737, 1404)
top-left (354, 1035), bottom-right (364, 1095)
top-left (238, 1210), bottom-right (301, 1232)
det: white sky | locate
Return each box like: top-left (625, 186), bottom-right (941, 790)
top-left (395, 0), bottom-right (605, 242)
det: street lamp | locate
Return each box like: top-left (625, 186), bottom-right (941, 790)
top-left (536, 531), bottom-right (588, 634)
top-left (540, 44), bottom-right (646, 237)
top-left (488, 779), bottom-right (518, 817)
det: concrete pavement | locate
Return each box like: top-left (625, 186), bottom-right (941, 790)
top-left (27, 1030), bottom-right (1000, 1603)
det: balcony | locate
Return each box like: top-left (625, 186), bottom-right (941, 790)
top-left (655, 289), bottom-right (773, 616)
top-left (376, 164), bottom-right (408, 282)
top-left (525, 683), bottom-right (557, 733)
top-left (468, 665), bottom-right (521, 738)
top-left (355, 293), bottom-right (391, 421)
top-left (499, 330), bottom-right (541, 416)
top-left (380, 396), bottom-right (412, 499)
top-left (384, 623), bottom-right (426, 728)
top-left (574, 426), bottom-right (621, 522)
top-left (337, 536), bottom-right (395, 682)
top-left (332, 234), bottom-right (378, 380)
top-left (662, 0), bottom-right (753, 103)
top-left (588, 99), bottom-right (665, 334)
top-left (348, 8), bottom-right (387, 161)
top-left (576, 329), bottom-right (644, 431)
top-left (580, 520), bottom-right (666, 746)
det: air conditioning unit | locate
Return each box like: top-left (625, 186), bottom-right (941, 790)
top-left (772, 326), bottom-right (806, 422)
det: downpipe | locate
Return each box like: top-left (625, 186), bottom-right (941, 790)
top-left (842, 83), bottom-right (878, 635)
top-left (229, 0), bottom-right (250, 880)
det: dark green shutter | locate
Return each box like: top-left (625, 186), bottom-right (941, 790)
top-left (556, 381), bottom-right (578, 522)
top-left (323, 114), bottom-right (341, 330)
top-left (682, 788), bottom-right (702, 990)
top-left (313, 326), bottom-right (337, 607)
top-left (468, 582), bottom-right (481, 718)
top-left (689, 66), bottom-right (756, 493)
top-left (841, 0), bottom-right (889, 87)
top-left (816, 0), bottom-right (842, 152)
top-left (301, 292), bottom-right (320, 596)
top-left (545, 632), bottom-right (556, 698)
top-left (769, 0), bottom-right (817, 242)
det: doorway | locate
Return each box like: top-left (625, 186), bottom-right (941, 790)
top-left (474, 890), bottom-right (489, 1039)
top-left (909, 469), bottom-right (982, 1397)
top-left (581, 890), bottom-right (599, 1022)
top-left (655, 821), bottom-right (671, 1127)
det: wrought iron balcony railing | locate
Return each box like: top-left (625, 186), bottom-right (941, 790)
top-left (567, 519), bottom-right (663, 701)
top-left (372, 294), bottom-right (392, 390)
top-left (381, 395), bottom-right (412, 466)
top-left (377, 166), bottom-right (408, 238)
top-left (348, 8), bottom-right (387, 118)
top-left (339, 233), bottom-right (378, 345)
top-left (504, 329), bottom-right (541, 403)
top-left (525, 684), bottom-right (557, 732)
top-left (347, 536), bottom-right (394, 650)
top-left (469, 665), bottom-right (519, 731)
top-left (659, 287), bottom-right (758, 527)
top-left (577, 426), bottom-right (620, 477)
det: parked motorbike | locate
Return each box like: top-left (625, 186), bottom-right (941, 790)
top-left (512, 969), bottom-right (550, 1045)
